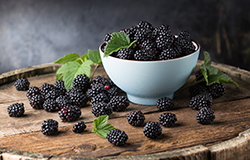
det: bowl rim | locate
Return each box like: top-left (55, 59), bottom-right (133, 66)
top-left (99, 40), bottom-right (200, 63)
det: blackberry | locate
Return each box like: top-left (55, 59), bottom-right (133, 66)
top-left (120, 27), bottom-right (136, 41)
top-left (106, 129), bottom-right (128, 146)
top-left (103, 33), bottom-right (112, 42)
top-left (156, 97), bottom-right (174, 111)
top-left (56, 95), bottom-right (70, 109)
top-left (73, 74), bottom-right (90, 93)
top-left (153, 24), bottom-right (171, 38)
top-left (207, 83), bottom-right (226, 99)
top-left (116, 48), bottom-right (134, 60)
top-left (143, 121), bottom-right (162, 139)
top-left (14, 78), bottom-right (30, 91)
top-left (44, 89), bottom-right (60, 100)
top-left (67, 87), bottom-right (88, 107)
top-left (73, 121), bottom-right (86, 133)
top-left (156, 34), bottom-right (174, 50)
top-left (41, 119), bottom-right (58, 135)
top-left (58, 105), bottom-right (81, 122)
top-left (91, 92), bottom-right (109, 104)
top-left (178, 31), bottom-right (195, 55)
top-left (134, 27), bottom-right (153, 43)
top-left (7, 103), bottom-right (25, 117)
top-left (159, 113), bottom-right (177, 127)
top-left (26, 87), bottom-right (40, 100)
top-left (134, 49), bottom-right (157, 61)
top-left (189, 84), bottom-right (208, 97)
top-left (141, 39), bottom-right (157, 50)
top-left (54, 80), bottom-right (67, 95)
top-left (136, 20), bottom-right (154, 31)
top-left (91, 76), bottom-right (112, 87)
top-left (189, 92), bottom-right (213, 110)
top-left (40, 83), bottom-right (55, 97)
top-left (196, 107), bottom-right (215, 124)
top-left (43, 99), bottom-right (57, 112)
top-left (107, 86), bottom-right (120, 99)
top-left (109, 96), bottom-right (129, 112)
top-left (158, 48), bottom-right (181, 60)
top-left (127, 110), bottom-right (145, 126)
top-left (92, 102), bottom-right (113, 117)
top-left (86, 84), bottom-right (107, 100)
top-left (29, 94), bottom-right (44, 109)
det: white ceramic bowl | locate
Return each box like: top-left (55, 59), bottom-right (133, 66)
top-left (100, 41), bottom-right (200, 105)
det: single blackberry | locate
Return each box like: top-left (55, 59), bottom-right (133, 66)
top-left (136, 20), bottom-right (154, 31)
top-left (14, 78), bottom-right (30, 91)
top-left (116, 48), bottom-right (134, 60)
top-left (91, 92), bottom-right (110, 104)
top-left (107, 86), bottom-right (120, 99)
top-left (188, 84), bottom-right (208, 97)
top-left (141, 39), bottom-right (157, 50)
top-left (207, 83), bottom-right (226, 99)
top-left (158, 48), bottom-right (181, 60)
top-left (106, 129), bottom-right (128, 146)
top-left (134, 49), bottom-right (157, 61)
top-left (189, 92), bottom-right (213, 110)
top-left (196, 107), bottom-right (215, 124)
top-left (73, 74), bottom-right (90, 93)
top-left (103, 33), bottom-right (112, 42)
top-left (7, 103), bottom-right (25, 117)
top-left (58, 105), bottom-right (81, 122)
top-left (134, 27), bottom-right (153, 43)
top-left (41, 119), bottom-right (58, 135)
top-left (73, 121), bottom-right (86, 133)
top-left (92, 102), bottom-right (113, 117)
top-left (43, 99), bottom-right (57, 112)
top-left (67, 87), bottom-right (88, 107)
top-left (127, 110), bottom-right (145, 126)
top-left (40, 83), bottom-right (55, 97)
top-left (56, 95), bottom-right (70, 109)
top-left (159, 113), bottom-right (177, 127)
top-left (44, 89), bottom-right (60, 100)
top-left (156, 97), bottom-right (174, 111)
top-left (29, 94), bottom-right (44, 109)
top-left (54, 80), bottom-right (67, 95)
top-left (109, 96), bottom-right (129, 112)
top-left (143, 121), bottom-right (162, 139)
top-left (26, 87), bottom-right (40, 100)
top-left (152, 24), bottom-right (171, 38)
top-left (178, 31), bottom-right (195, 55)
top-left (156, 34), bottom-right (174, 50)
top-left (86, 84), bottom-right (107, 100)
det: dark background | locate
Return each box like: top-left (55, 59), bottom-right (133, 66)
top-left (0, 0), bottom-right (250, 74)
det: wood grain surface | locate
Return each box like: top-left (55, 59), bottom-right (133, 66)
top-left (0, 61), bottom-right (250, 160)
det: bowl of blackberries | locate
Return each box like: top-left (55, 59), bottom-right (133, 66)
top-left (100, 21), bottom-right (200, 105)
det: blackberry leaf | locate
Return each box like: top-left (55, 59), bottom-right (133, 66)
top-left (54, 53), bottom-right (80, 64)
top-left (92, 115), bottom-right (115, 138)
top-left (87, 49), bottom-right (102, 64)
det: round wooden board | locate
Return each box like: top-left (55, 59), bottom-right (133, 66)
top-left (0, 60), bottom-right (250, 160)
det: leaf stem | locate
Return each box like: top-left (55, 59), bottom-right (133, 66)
top-left (91, 64), bottom-right (99, 81)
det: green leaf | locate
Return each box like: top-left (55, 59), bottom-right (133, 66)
top-left (81, 54), bottom-right (88, 62)
top-left (87, 49), bottom-right (102, 65)
top-left (55, 72), bottom-right (63, 81)
top-left (92, 115), bottom-right (116, 138)
top-left (203, 51), bottom-right (211, 67)
top-left (103, 32), bottom-right (137, 57)
top-left (54, 53), bottom-right (80, 64)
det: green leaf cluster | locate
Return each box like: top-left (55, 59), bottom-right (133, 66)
top-left (54, 50), bottom-right (102, 90)
top-left (104, 32), bottom-right (137, 57)
top-left (199, 51), bottom-right (238, 86)
top-left (92, 115), bottom-right (115, 138)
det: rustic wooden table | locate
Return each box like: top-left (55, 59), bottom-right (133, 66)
top-left (0, 60), bottom-right (250, 160)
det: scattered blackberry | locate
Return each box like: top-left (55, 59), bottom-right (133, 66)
top-left (43, 99), bottom-right (57, 112)
top-left (117, 48), bottom-right (134, 60)
top-left (189, 92), bottom-right (213, 110)
top-left (44, 89), bottom-right (60, 100)
top-left (67, 87), bottom-right (88, 107)
top-left (56, 95), bottom-right (70, 109)
top-left (92, 102), bottom-right (113, 117)
top-left (143, 121), bottom-right (162, 139)
top-left (109, 96), bottom-right (129, 112)
top-left (29, 94), bottom-right (44, 109)
top-left (156, 97), bottom-right (174, 111)
top-left (178, 31), bottom-right (195, 55)
top-left (58, 105), bottom-right (81, 122)
top-left (73, 121), bottom-right (86, 133)
top-left (103, 33), bottom-right (112, 42)
top-left (189, 84), bottom-right (208, 97)
top-left (127, 110), bottom-right (145, 126)
top-left (107, 129), bottom-right (128, 146)
top-left (86, 84), bottom-right (107, 100)
top-left (107, 86), bottom-right (120, 99)
top-left (54, 80), bottom-right (67, 95)
top-left (158, 48), bottom-right (181, 60)
top-left (196, 107), bottom-right (215, 124)
top-left (7, 103), bottom-right (25, 117)
top-left (40, 83), bottom-right (55, 97)
top-left (26, 87), bottom-right (40, 100)
top-left (41, 119), bottom-right (58, 135)
top-left (73, 74), bottom-right (90, 93)
top-left (91, 92), bottom-right (110, 104)
top-left (207, 83), bottom-right (226, 99)
top-left (159, 113), bottom-right (177, 127)
top-left (14, 78), bottom-right (30, 91)
top-left (134, 49), bottom-right (157, 61)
